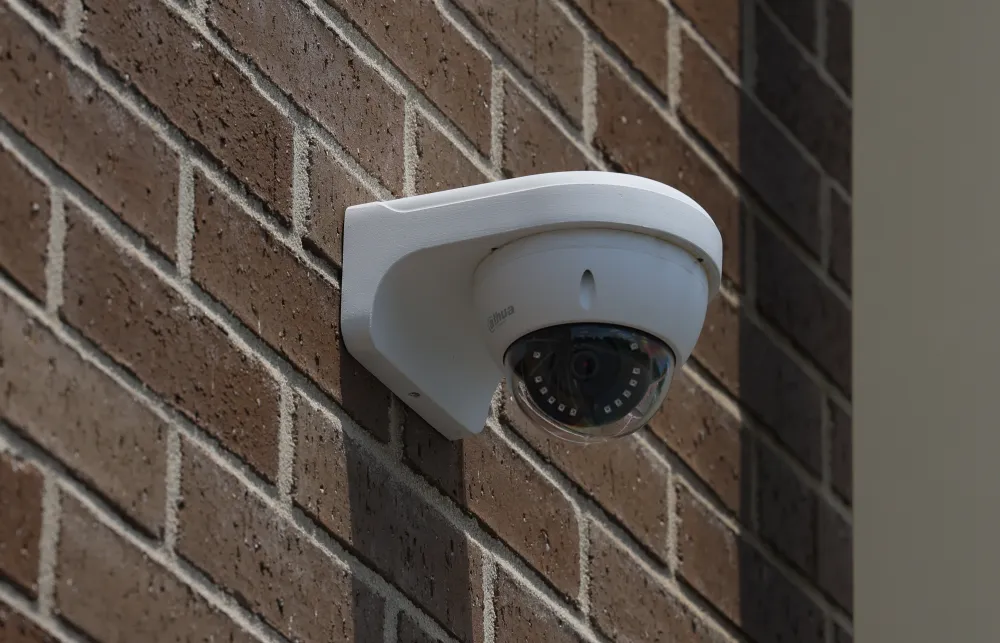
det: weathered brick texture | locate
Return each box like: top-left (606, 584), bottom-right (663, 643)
top-left (81, 0), bottom-right (294, 221)
top-left (0, 7), bottom-right (179, 259)
top-left (0, 147), bottom-right (49, 302)
top-left (61, 207), bottom-right (281, 480)
top-left (56, 495), bottom-right (257, 642)
top-left (0, 452), bottom-right (43, 597)
top-left (0, 602), bottom-right (55, 643)
top-left (0, 0), bottom-right (851, 639)
top-left (0, 291), bottom-right (168, 535)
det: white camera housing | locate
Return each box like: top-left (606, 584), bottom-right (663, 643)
top-left (340, 171), bottom-right (723, 441)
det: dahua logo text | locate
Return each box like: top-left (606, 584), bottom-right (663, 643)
top-left (487, 305), bottom-right (515, 333)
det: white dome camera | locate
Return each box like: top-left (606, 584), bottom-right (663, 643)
top-left (340, 171), bottom-right (722, 442)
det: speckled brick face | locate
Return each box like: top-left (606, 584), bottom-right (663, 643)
top-left (61, 207), bottom-right (281, 480)
top-left (0, 0), bottom-right (850, 638)
top-left (0, 8), bottom-right (178, 258)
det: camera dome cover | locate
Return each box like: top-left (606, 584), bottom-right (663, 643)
top-left (504, 324), bottom-right (675, 442)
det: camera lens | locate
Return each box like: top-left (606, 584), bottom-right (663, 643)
top-left (570, 350), bottom-right (600, 379)
top-left (503, 323), bottom-right (675, 442)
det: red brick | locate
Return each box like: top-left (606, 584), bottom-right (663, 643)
top-left (649, 369), bottom-right (746, 512)
top-left (830, 402), bottom-right (852, 504)
top-left (208, 0), bottom-right (405, 194)
top-left (494, 569), bottom-right (585, 643)
top-left (756, 225), bottom-right (852, 393)
top-left (500, 394), bottom-right (669, 562)
top-left (589, 528), bottom-right (724, 643)
top-left (191, 176), bottom-right (390, 441)
top-left (830, 188), bottom-right (852, 292)
top-left (0, 8), bottom-right (178, 258)
top-left (757, 443), bottom-right (818, 576)
top-left (818, 501), bottom-right (852, 612)
top-left (595, 58), bottom-right (743, 286)
top-left (692, 296), bottom-right (823, 474)
top-left (454, 0), bottom-right (583, 125)
top-left (675, 485), bottom-right (825, 643)
top-left (55, 496), bottom-right (257, 643)
top-left (0, 147), bottom-right (49, 301)
top-left (0, 603), bottom-right (56, 643)
top-left (679, 33), bottom-right (821, 253)
top-left (764, 0), bottom-right (816, 50)
top-left (80, 0), bottom-right (293, 221)
top-left (404, 409), bottom-right (580, 597)
top-left (1, 291), bottom-right (167, 535)
top-left (61, 207), bottom-right (280, 480)
top-left (328, 0), bottom-right (491, 155)
top-left (826, 0), bottom-right (852, 94)
top-left (756, 7), bottom-right (851, 189)
top-left (292, 398), bottom-right (484, 642)
top-left (673, 0), bottom-right (741, 70)
top-left (0, 452), bottom-right (43, 597)
top-left (414, 115), bottom-right (487, 193)
top-left (305, 144), bottom-right (377, 268)
top-left (573, 0), bottom-right (668, 93)
top-left (177, 439), bottom-right (384, 642)
top-left (502, 83), bottom-right (589, 177)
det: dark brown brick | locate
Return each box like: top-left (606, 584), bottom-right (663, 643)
top-left (756, 7), bottom-right (851, 189)
top-left (596, 58), bottom-right (743, 286)
top-left (673, 0), bottom-right (741, 70)
top-left (764, 0), bottom-right (816, 50)
top-left (826, 0), bottom-right (852, 94)
top-left (830, 188), bottom-right (852, 292)
top-left (500, 394), bottom-right (669, 562)
top-left (0, 452), bottom-right (42, 597)
top-left (502, 83), bottom-right (589, 178)
top-left (55, 496), bottom-right (257, 643)
top-left (414, 115), bottom-right (487, 193)
top-left (590, 528), bottom-right (724, 643)
top-left (0, 603), bottom-right (56, 643)
top-left (0, 148), bottom-right (48, 301)
top-left (178, 439), bottom-right (384, 642)
top-left (191, 176), bottom-right (390, 440)
top-left (494, 569), bottom-right (585, 643)
top-left (573, 0), bottom-right (668, 93)
top-left (818, 501), bottom-right (852, 612)
top-left (81, 0), bottom-right (293, 221)
top-left (208, 0), bottom-right (405, 194)
top-left (830, 402), bottom-right (852, 504)
top-left (293, 399), bottom-right (484, 642)
top-left (61, 208), bottom-right (280, 480)
top-left (757, 443), bottom-right (817, 576)
top-left (756, 225), bottom-right (851, 393)
top-left (679, 34), bottom-right (821, 253)
top-left (675, 485), bottom-right (825, 643)
top-left (0, 9), bottom-right (178, 258)
top-left (692, 296), bottom-right (823, 474)
top-left (305, 144), bottom-right (376, 268)
top-left (454, 0), bottom-right (583, 125)
top-left (329, 0), bottom-right (491, 155)
top-left (1, 291), bottom-right (167, 535)
top-left (675, 484), bottom-right (739, 619)
top-left (650, 369), bottom-right (746, 512)
top-left (404, 409), bottom-right (580, 597)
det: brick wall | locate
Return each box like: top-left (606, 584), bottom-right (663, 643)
top-left (0, 0), bottom-right (852, 641)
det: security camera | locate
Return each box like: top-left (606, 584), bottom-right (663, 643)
top-left (341, 171), bottom-right (722, 442)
